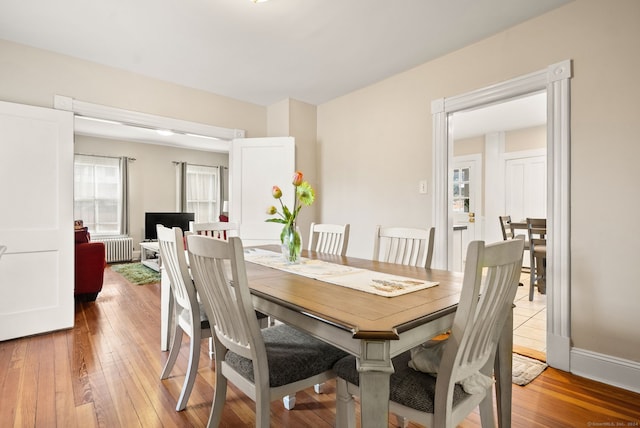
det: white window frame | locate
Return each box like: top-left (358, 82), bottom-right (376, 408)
top-left (74, 154), bottom-right (122, 236)
top-left (186, 164), bottom-right (220, 223)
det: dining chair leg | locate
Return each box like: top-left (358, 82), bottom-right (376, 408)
top-left (175, 327), bottom-right (201, 411)
top-left (160, 325), bottom-right (182, 379)
top-left (208, 366), bottom-right (228, 428)
top-left (282, 394), bottom-right (296, 410)
top-left (393, 414), bottom-right (409, 428)
top-left (478, 392), bottom-right (496, 427)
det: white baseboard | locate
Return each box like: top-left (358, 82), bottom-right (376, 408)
top-left (570, 347), bottom-right (640, 394)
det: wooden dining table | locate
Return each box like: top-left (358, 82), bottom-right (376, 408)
top-left (238, 246), bottom-right (514, 428)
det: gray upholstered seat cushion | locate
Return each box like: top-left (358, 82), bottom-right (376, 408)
top-left (224, 324), bottom-right (348, 388)
top-left (332, 351), bottom-right (470, 414)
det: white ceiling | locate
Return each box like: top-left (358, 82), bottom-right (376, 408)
top-left (452, 91), bottom-right (547, 140)
top-left (0, 0), bottom-right (571, 107)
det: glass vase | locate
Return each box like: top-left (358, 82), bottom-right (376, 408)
top-left (282, 225), bottom-right (302, 264)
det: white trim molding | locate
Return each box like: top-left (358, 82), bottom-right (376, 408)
top-left (432, 59), bottom-right (572, 371)
top-left (53, 95), bottom-right (245, 152)
top-left (571, 348), bottom-right (640, 394)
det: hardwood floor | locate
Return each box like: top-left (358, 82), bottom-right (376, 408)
top-left (1, 266), bottom-right (639, 427)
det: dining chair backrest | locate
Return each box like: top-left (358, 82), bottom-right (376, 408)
top-left (192, 221), bottom-right (239, 240)
top-left (431, 238), bottom-right (524, 426)
top-left (373, 225), bottom-right (435, 268)
top-left (188, 235), bottom-right (262, 361)
top-left (526, 218), bottom-right (546, 240)
top-left (187, 234), bottom-right (348, 427)
top-left (156, 225), bottom-right (197, 319)
top-left (499, 215), bottom-right (513, 240)
top-left (308, 222), bottom-right (350, 256)
top-left (333, 238), bottom-right (524, 428)
top-left (526, 217), bottom-right (547, 300)
top-left (156, 224), bottom-right (211, 411)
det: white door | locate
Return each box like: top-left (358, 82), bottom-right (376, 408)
top-left (229, 137), bottom-right (295, 246)
top-left (505, 153), bottom-right (547, 221)
top-left (451, 155), bottom-right (482, 271)
top-left (0, 101), bottom-right (74, 341)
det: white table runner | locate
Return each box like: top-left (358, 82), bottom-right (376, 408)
top-left (244, 248), bottom-right (438, 297)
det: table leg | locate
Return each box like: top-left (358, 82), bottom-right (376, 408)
top-left (357, 339), bottom-right (393, 428)
top-left (494, 306), bottom-right (513, 428)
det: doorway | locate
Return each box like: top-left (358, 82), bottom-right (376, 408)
top-left (431, 59), bottom-right (572, 370)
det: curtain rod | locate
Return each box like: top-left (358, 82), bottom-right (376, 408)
top-left (172, 161), bottom-right (219, 168)
top-left (75, 153), bottom-right (136, 161)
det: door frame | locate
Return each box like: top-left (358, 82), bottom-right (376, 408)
top-left (431, 59), bottom-right (572, 370)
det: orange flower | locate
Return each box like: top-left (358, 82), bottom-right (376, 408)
top-left (292, 171), bottom-right (303, 187)
top-left (272, 185), bottom-right (282, 199)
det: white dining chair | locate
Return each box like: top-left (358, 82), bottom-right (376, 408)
top-left (308, 222), bottom-right (350, 256)
top-left (187, 234), bottom-right (348, 428)
top-left (192, 221), bottom-right (239, 240)
top-left (373, 225), bottom-right (435, 268)
top-left (333, 238), bottom-right (524, 428)
top-left (157, 225), bottom-right (212, 411)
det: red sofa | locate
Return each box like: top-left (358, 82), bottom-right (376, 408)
top-left (74, 228), bottom-right (106, 301)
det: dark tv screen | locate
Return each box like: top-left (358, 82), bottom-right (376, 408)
top-left (145, 212), bottom-right (194, 240)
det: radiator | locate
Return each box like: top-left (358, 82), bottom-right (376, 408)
top-left (92, 236), bottom-right (133, 263)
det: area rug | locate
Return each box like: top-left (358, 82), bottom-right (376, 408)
top-left (512, 353), bottom-right (548, 386)
top-left (111, 262), bottom-right (161, 285)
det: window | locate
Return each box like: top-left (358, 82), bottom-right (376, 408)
top-left (74, 155), bottom-right (122, 235)
top-left (452, 166), bottom-right (470, 213)
top-left (186, 164), bottom-right (219, 223)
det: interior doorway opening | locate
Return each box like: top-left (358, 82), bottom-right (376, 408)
top-left (431, 59), bottom-right (572, 370)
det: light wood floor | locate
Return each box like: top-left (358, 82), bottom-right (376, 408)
top-left (1, 266), bottom-right (639, 427)
top-left (513, 273), bottom-right (547, 358)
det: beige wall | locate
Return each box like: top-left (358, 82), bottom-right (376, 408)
top-left (506, 125), bottom-right (546, 153)
top-left (318, 0), bottom-right (640, 363)
top-left (75, 136), bottom-right (228, 250)
top-left (267, 98), bottom-right (319, 237)
top-left (0, 39), bottom-right (267, 136)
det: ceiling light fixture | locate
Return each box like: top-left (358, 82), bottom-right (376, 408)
top-left (251, 0), bottom-right (269, 3)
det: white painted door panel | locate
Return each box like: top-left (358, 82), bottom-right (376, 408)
top-left (229, 137), bottom-right (295, 246)
top-left (0, 100), bottom-right (74, 340)
top-left (505, 155), bottom-right (547, 221)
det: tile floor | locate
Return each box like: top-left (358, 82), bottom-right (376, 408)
top-left (513, 273), bottom-right (547, 356)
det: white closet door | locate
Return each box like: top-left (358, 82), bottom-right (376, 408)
top-left (505, 154), bottom-right (547, 221)
top-left (0, 100), bottom-right (74, 341)
top-left (229, 137), bottom-right (295, 246)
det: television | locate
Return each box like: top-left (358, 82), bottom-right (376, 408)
top-left (144, 212), bottom-right (195, 241)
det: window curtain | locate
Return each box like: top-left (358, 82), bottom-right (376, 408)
top-left (119, 157), bottom-right (132, 235)
top-left (219, 165), bottom-right (229, 216)
top-left (177, 162), bottom-right (188, 212)
top-left (177, 162), bottom-right (220, 223)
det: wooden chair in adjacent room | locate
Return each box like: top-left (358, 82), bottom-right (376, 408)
top-left (499, 215), bottom-right (514, 240)
top-left (373, 225), bottom-right (435, 268)
top-left (156, 225), bottom-right (212, 411)
top-left (333, 238), bottom-right (524, 428)
top-left (527, 217), bottom-right (547, 301)
top-left (186, 234), bottom-right (348, 428)
top-left (308, 222), bottom-right (350, 256)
